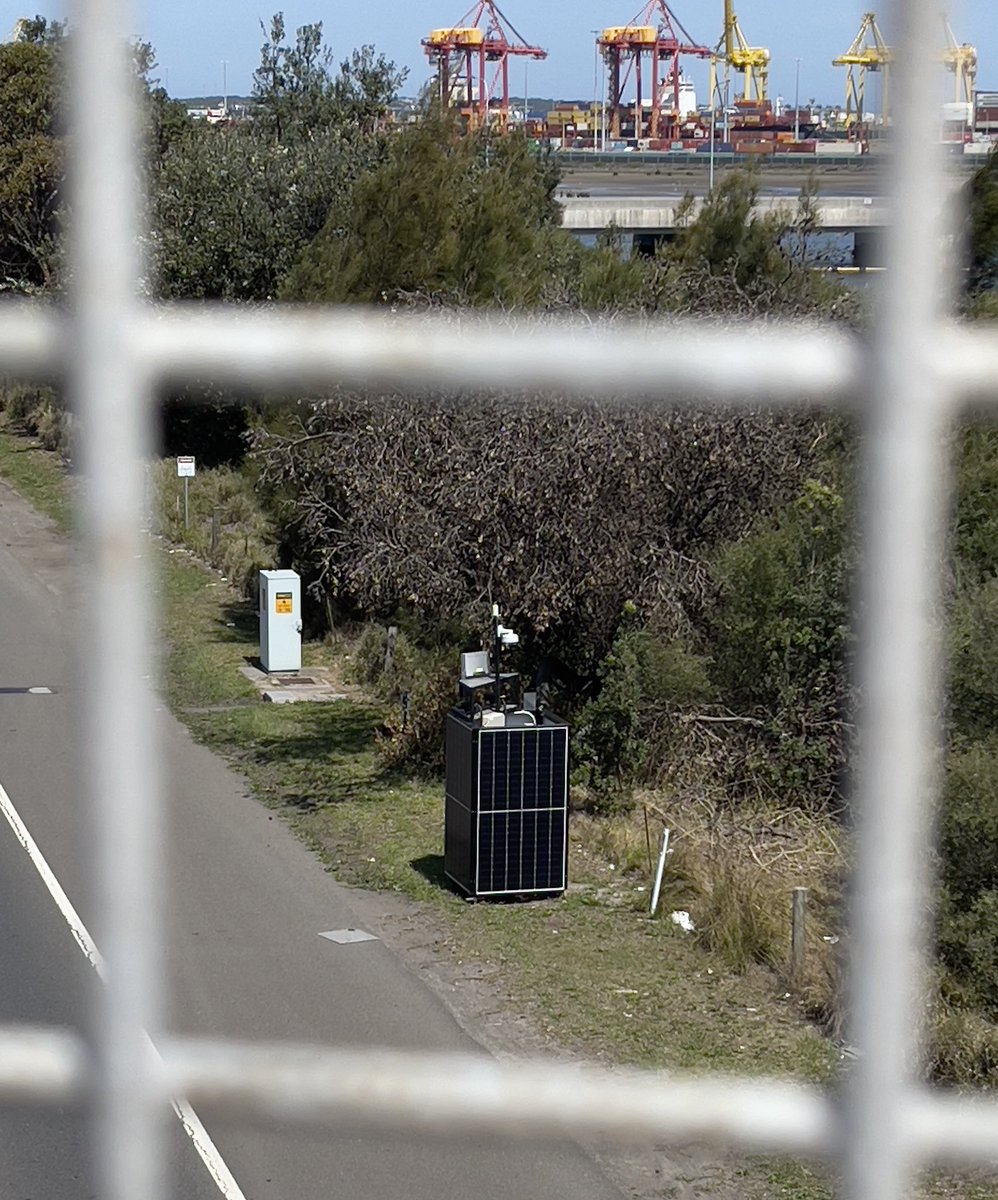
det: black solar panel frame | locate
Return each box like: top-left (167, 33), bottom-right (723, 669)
top-left (444, 711), bottom-right (568, 898)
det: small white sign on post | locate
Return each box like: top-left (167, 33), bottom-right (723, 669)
top-left (176, 456), bottom-right (195, 529)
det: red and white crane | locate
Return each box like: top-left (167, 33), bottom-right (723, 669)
top-left (422, 1), bottom-right (547, 129)
top-left (598, 1), bottom-right (712, 142)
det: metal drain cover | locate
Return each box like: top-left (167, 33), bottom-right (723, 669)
top-left (274, 675), bottom-right (317, 686)
top-left (319, 928), bottom-right (379, 945)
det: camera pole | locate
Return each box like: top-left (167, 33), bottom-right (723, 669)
top-left (492, 603), bottom-right (502, 711)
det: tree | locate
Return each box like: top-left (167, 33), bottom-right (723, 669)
top-left (706, 478), bottom-right (853, 809)
top-left (11, 15), bottom-right (65, 45)
top-left (250, 380), bottom-right (818, 676)
top-left (644, 171), bottom-right (860, 321)
top-left (251, 14), bottom-right (402, 142)
top-left (0, 27), bottom-right (189, 295)
top-left (0, 39), bottom-right (60, 293)
top-left (967, 147), bottom-right (998, 294)
top-left (283, 115), bottom-right (563, 306)
top-left (152, 14), bottom-right (405, 302)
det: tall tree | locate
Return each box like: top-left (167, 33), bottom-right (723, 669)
top-left (0, 39), bottom-right (61, 293)
top-left (10, 15), bottom-right (65, 45)
top-left (645, 171), bottom-right (857, 319)
top-left (152, 13), bottom-right (405, 302)
top-left (283, 115), bottom-right (562, 306)
top-left (967, 147), bottom-right (998, 294)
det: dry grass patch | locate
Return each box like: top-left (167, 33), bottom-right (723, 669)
top-left (572, 794), bottom-right (847, 1027)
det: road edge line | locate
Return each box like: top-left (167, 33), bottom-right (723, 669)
top-left (0, 778), bottom-right (248, 1200)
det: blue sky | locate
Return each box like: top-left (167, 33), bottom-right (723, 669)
top-left (6, 1), bottom-right (996, 105)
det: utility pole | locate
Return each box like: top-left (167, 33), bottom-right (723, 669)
top-left (794, 57), bottom-right (801, 141)
top-left (709, 96), bottom-right (716, 193)
top-left (221, 59), bottom-right (228, 114)
top-left (591, 30), bottom-right (599, 151)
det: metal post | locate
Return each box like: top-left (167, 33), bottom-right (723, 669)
top-left (492, 604), bottom-right (501, 712)
top-left (210, 506), bottom-right (220, 561)
top-left (183, 476), bottom-right (189, 529)
top-left (709, 98), bottom-right (716, 193)
top-left (649, 828), bottom-right (671, 917)
top-left (794, 57), bottom-right (801, 142)
top-left (723, 69), bottom-right (730, 142)
top-left (791, 887), bottom-right (808, 982)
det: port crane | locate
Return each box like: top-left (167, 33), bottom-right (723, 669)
top-left (711, 1), bottom-right (769, 105)
top-left (832, 11), bottom-right (892, 133)
top-left (598, 1), bottom-right (712, 142)
top-left (941, 15), bottom-right (976, 105)
top-left (422, 2), bottom-right (547, 129)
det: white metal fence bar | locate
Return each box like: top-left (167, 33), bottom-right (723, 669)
top-left (846, 3), bottom-right (953, 1199)
top-left (0, 0), bottom-right (993, 1194)
top-left (5, 1028), bottom-right (998, 1169)
top-left (6, 307), bottom-right (998, 407)
top-left (68, 2), bottom-right (164, 1200)
top-left (2, 306), bottom-right (862, 400)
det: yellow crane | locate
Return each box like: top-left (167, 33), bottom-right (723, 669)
top-left (710, 1), bottom-right (769, 107)
top-left (832, 11), bottom-right (892, 132)
top-left (941, 14), bottom-right (976, 105)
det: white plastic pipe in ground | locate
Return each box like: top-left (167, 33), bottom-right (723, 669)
top-left (649, 828), bottom-right (671, 916)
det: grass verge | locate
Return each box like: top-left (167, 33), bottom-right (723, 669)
top-left (0, 430), bottom-right (72, 531)
top-left (161, 550), bottom-right (998, 1199)
top-left (160, 543), bottom-right (836, 1081)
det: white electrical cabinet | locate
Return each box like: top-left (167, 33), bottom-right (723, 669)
top-left (258, 569), bottom-right (302, 673)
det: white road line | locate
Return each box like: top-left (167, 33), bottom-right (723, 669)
top-left (0, 778), bottom-right (248, 1200)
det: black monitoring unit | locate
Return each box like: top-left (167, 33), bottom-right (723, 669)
top-left (444, 708), bottom-right (569, 899)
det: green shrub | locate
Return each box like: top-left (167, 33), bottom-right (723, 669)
top-left (376, 656), bottom-right (455, 774)
top-left (352, 620), bottom-right (465, 774)
top-left (929, 992), bottom-right (998, 1088)
top-left (949, 579), bottom-right (998, 739)
top-left (953, 425), bottom-right (998, 583)
top-left (706, 480), bottom-right (851, 811)
top-left (150, 459), bottom-right (277, 597)
top-left (937, 736), bottom-right (998, 1019)
top-left (940, 736), bottom-right (998, 905)
top-left (573, 615), bottom-right (712, 804)
top-left (0, 380), bottom-right (70, 454)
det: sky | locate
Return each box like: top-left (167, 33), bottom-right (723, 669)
top-left (5, 1), bottom-right (996, 107)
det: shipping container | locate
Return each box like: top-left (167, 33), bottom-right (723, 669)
top-left (814, 140), bottom-right (863, 155)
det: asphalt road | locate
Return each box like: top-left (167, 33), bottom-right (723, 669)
top-left (0, 480), bottom-right (624, 1200)
top-left (556, 163), bottom-right (889, 199)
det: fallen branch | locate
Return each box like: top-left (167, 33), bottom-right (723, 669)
top-left (678, 713), bottom-right (766, 728)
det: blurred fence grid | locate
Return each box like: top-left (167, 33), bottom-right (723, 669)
top-left (1, 0), bottom-right (998, 1199)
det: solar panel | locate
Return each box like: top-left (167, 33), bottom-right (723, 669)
top-left (444, 713), bottom-right (568, 897)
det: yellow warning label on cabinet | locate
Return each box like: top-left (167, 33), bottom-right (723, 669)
top-left (275, 592), bottom-right (293, 614)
